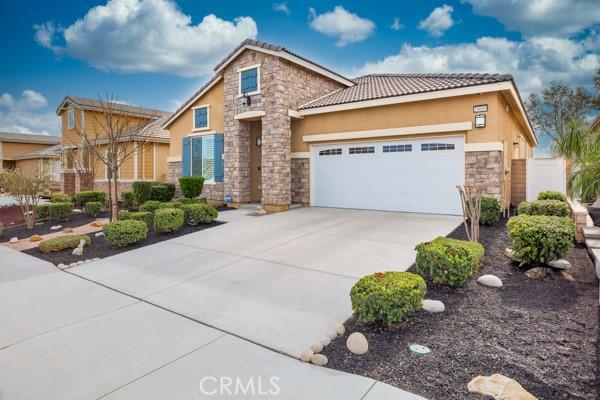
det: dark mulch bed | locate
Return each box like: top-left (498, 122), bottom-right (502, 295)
top-left (0, 213), bottom-right (101, 241)
top-left (322, 218), bottom-right (599, 400)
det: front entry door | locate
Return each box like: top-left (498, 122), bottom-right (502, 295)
top-left (250, 123), bottom-right (262, 202)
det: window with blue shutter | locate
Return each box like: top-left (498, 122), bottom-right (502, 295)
top-left (214, 134), bottom-right (224, 182)
top-left (240, 68), bottom-right (258, 94)
top-left (182, 136), bottom-right (191, 176)
top-left (186, 134), bottom-right (224, 182)
top-left (193, 106), bottom-right (208, 130)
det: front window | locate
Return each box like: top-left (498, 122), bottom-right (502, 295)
top-left (240, 67), bottom-right (259, 94)
top-left (67, 109), bottom-right (75, 129)
top-left (193, 106), bottom-right (209, 130)
top-left (191, 135), bottom-right (215, 181)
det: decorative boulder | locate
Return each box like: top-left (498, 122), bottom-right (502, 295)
top-left (300, 349), bottom-right (313, 362)
top-left (50, 225), bottom-right (62, 230)
top-left (547, 259), bottom-right (571, 270)
top-left (90, 221), bottom-right (105, 228)
top-left (468, 374), bottom-right (536, 400)
top-left (72, 239), bottom-right (86, 256)
top-left (346, 332), bottom-right (368, 355)
top-left (335, 324), bottom-right (345, 336)
top-left (29, 235), bottom-right (43, 242)
top-left (310, 354), bottom-right (328, 366)
top-left (9, 237), bottom-right (18, 243)
top-left (63, 227), bottom-right (74, 234)
top-left (327, 330), bottom-right (338, 340)
top-left (72, 208), bottom-right (83, 214)
top-left (95, 231), bottom-right (104, 237)
top-left (504, 248), bottom-right (514, 259)
top-left (477, 275), bottom-right (503, 288)
top-left (320, 336), bottom-right (331, 347)
top-left (310, 342), bottom-right (323, 353)
top-left (525, 267), bottom-right (551, 280)
top-left (422, 299), bottom-right (445, 313)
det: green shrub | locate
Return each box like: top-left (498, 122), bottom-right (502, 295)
top-left (518, 199), bottom-right (570, 217)
top-left (153, 208), bottom-right (184, 232)
top-left (415, 237), bottom-right (484, 287)
top-left (480, 197), bottom-right (501, 225)
top-left (182, 203), bottom-right (218, 225)
top-left (538, 190), bottom-right (567, 202)
top-left (121, 191), bottom-right (135, 209)
top-left (139, 200), bottom-right (162, 214)
top-left (150, 185), bottom-right (172, 202)
top-left (84, 201), bottom-right (103, 217)
top-left (176, 197), bottom-right (207, 205)
top-left (161, 183), bottom-right (176, 201)
top-left (103, 220), bottom-right (148, 247)
top-left (74, 191), bottom-right (106, 207)
top-left (159, 201), bottom-right (183, 209)
top-left (37, 203), bottom-right (50, 218)
top-left (178, 176), bottom-right (204, 198)
top-left (118, 210), bottom-right (153, 227)
top-left (50, 192), bottom-right (72, 203)
top-left (507, 215), bottom-right (575, 266)
top-left (39, 234), bottom-right (90, 253)
top-left (48, 202), bottom-right (74, 221)
top-left (132, 181), bottom-right (156, 204)
top-left (350, 271), bottom-right (426, 326)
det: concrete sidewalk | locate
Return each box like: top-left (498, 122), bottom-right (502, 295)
top-left (0, 245), bottom-right (426, 399)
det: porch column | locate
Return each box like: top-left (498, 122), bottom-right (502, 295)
top-left (224, 119), bottom-right (252, 204)
top-left (261, 112), bottom-right (291, 211)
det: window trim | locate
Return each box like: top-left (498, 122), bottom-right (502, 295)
top-left (192, 104), bottom-right (210, 132)
top-left (104, 150), bottom-right (120, 180)
top-left (67, 109), bottom-right (75, 129)
top-left (237, 64), bottom-right (261, 97)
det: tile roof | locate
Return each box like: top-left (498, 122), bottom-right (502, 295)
top-left (14, 144), bottom-right (62, 160)
top-left (56, 96), bottom-right (170, 119)
top-left (299, 73), bottom-right (514, 109)
top-left (0, 131), bottom-right (61, 144)
top-left (137, 115), bottom-right (170, 141)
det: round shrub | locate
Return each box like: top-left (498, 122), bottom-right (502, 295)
top-left (50, 192), bottom-right (72, 203)
top-left (39, 234), bottom-right (90, 253)
top-left (415, 237), bottom-right (484, 287)
top-left (538, 190), bottom-right (566, 202)
top-left (118, 210), bottom-right (153, 227)
top-left (176, 197), bottom-right (207, 205)
top-left (84, 201), bottom-right (103, 217)
top-left (74, 191), bottom-right (106, 207)
top-left (178, 176), bottom-right (204, 198)
top-left (132, 181), bottom-right (155, 204)
top-left (48, 202), bottom-right (74, 221)
top-left (153, 208), bottom-right (184, 232)
top-left (518, 199), bottom-right (570, 217)
top-left (139, 200), bottom-right (162, 214)
top-left (507, 215), bottom-right (575, 266)
top-left (159, 201), bottom-right (183, 209)
top-left (103, 220), bottom-right (148, 247)
top-left (182, 203), bottom-right (218, 225)
top-left (162, 183), bottom-right (176, 201)
top-left (121, 191), bottom-right (135, 209)
top-left (150, 185), bottom-right (172, 203)
top-left (350, 271), bottom-right (426, 326)
top-left (480, 197), bottom-right (501, 225)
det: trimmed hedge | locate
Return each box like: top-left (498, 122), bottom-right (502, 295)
top-left (159, 201), bottom-right (183, 209)
top-left (507, 215), bottom-right (575, 265)
top-left (84, 201), bottom-right (103, 217)
top-left (48, 202), bottom-right (74, 221)
top-left (132, 181), bottom-right (155, 204)
top-left (480, 197), bottom-right (501, 225)
top-left (50, 192), bottom-right (72, 203)
top-left (350, 271), bottom-right (426, 326)
top-left (121, 191), bottom-right (135, 209)
top-left (176, 197), bottom-right (207, 205)
top-left (117, 210), bottom-right (153, 227)
top-left (39, 234), bottom-right (90, 253)
top-left (538, 190), bottom-right (567, 202)
top-left (103, 220), bottom-right (148, 247)
top-left (132, 181), bottom-right (176, 204)
top-left (139, 200), bottom-right (162, 214)
top-left (415, 237), bottom-right (484, 287)
top-left (150, 185), bottom-right (172, 203)
top-left (37, 203), bottom-right (50, 218)
top-left (179, 176), bottom-right (204, 198)
top-left (74, 191), bottom-right (106, 207)
top-left (518, 199), bottom-right (570, 217)
top-left (153, 208), bottom-right (184, 232)
top-left (182, 203), bottom-right (218, 225)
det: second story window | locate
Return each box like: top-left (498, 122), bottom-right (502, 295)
top-left (239, 65), bottom-right (260, 95)
top-left (193, 105), bottom-right (209, 130)
top-left (80, 110), bottom-right (85, 129)
top-left (67, 109), bottom-right (75, 129)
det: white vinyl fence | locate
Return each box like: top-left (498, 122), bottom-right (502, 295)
top-left (526, 157), bottom-right (567, 201)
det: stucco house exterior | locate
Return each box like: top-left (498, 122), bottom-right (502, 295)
top-left (0, 131), bottom-right (61, 185)
top-left (56, 96), bottom-right (171, 197)
top-left (163, 39), bottom-right (537, 215)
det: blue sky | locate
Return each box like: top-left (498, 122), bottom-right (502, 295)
top-left (0, 0), bottom-right (598, 155)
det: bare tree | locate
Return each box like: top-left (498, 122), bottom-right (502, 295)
top-left (64, 141), bottom-right (101, 191)
top-left (0, 169), bottom-right (50, 229)
top-left (78, 94), bottom-right (150, 220)
top-left (457, 185), bottom-right (482, 243)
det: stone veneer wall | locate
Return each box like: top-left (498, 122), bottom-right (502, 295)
top-left (168, 160), bottom-right (224, 201)
top-left (60, 172), bottom-right (76, 195)
top-left (465, 150), bottom-right (503, 201)
top-left (291, 158), bottom-right (310, 205)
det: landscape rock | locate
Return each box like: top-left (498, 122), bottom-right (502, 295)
top-left (9, 237), bottom-right (18, 243)
top-left (95, 231), bottom-right (104, 237)
top-left (422, 299), bottom-right (445, 313)
top-left (76, 260), bottom-right (84, 266)
top-left (50, 225), bottom-right (62, 230)
top-left (92, 257), bottom-right (100, 261)
top-left (310, 354), bottom-right (328, 366)
top-left (29, 235), bottom-right (43, 242)
top-left (504, 248), bottom-right (514, 259)
top-left (310, 342), bottom-right (323, 353)
top-left (63, 227), bottom-right (74, 234)
top-left (547, 259), bottom-right (571, 270)
top-left (320, 336), bottom-right (331, 347)
top-left (90, 221), bottom-right (105, 228)
top-left (468, 374), bottom-right (537, 400)
top-left (561, 271), bottom-right (576, 282)
top-left (335, 324), bottom-right (345, 336)
top-left (525, 267), bottom-right (552, 280)
top-left (346, 332), bottom-right (368, 355)
top-left (72, 239), bottom-right (85, 256)
top-left (72, 208), bottom-right (83, 214)
top-left (477, 274), bottom-right (503, 288)
top-left (34, 222), bottom-right (44, 226)
top-left (68, 262), bottom-right (77, 268)
top-left (299, 349), bottom-right (313, 362)
top-left (57, 263), bottom-right (67, 270)
top-left (327, 330), bottom-right (338, 340)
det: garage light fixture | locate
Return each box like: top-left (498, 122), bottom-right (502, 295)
top-left (475, 114), bottom-right (486, 128)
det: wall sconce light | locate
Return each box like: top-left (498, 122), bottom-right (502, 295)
top-left (475, 114), bottom-right (486, 128)
top-left (256, 137), bottom-right (262, 147)
top-left (241, 94), bottom-right (252, 107)
top-left (512, 141), bottom-right (519, 146)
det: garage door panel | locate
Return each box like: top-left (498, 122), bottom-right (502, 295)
top-left (312, 137), bottom-right (465, 215)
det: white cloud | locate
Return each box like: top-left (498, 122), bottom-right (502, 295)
top-left (309, 6), bottom-right (375, 47)
top-left (418, 5), bottom-right (455, 37)
top-left (463, 0), bottom-right (600, 37)
top-left (358, 34), bottom-right (599, 98)
top-left (0, 91), bottom-right (59, 135)
top-left (390, 17), bottom-right (404, 31)
top-left (34, 0), bottom-right (258, 77)
top-left (273, 2), bottom-right (290, 15)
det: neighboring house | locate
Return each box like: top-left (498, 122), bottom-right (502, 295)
top-left (0, 132), bottom-right (61, 184)
top-left (56, 96), bottom-right (171, 197)
top-left (162, 39), bottom-right (537, 215)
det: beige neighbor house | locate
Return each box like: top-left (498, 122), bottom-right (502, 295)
top-left (0, 131), bottom-right (62, 185)
top-left (56, 96), bottom-right (171, 198)
top-left (163, 39), bottom-right (537, 215)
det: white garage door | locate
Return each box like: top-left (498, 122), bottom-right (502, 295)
top-left (311, 136), bottom-right (465, 215)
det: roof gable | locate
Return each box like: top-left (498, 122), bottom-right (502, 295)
top-left (56, 96), bottom-right (170, 119)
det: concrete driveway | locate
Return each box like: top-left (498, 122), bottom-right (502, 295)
top-left (71, 207), bottom-right (461, 358)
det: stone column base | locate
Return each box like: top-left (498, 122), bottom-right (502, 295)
top-left (264, 204), bottom-right (289, 213)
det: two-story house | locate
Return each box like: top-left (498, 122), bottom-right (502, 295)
top-left (163, 39), bottom-right (536, 215)
top-left (56, 96), bottom-right (171, 197)
top-left (0, 131), bottom-right (61, 185)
